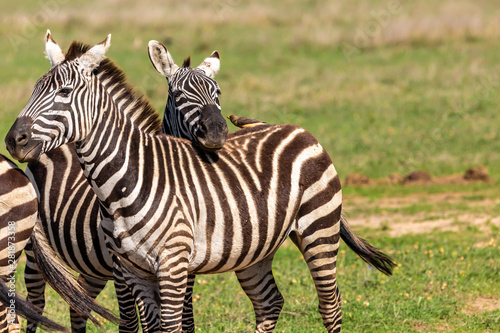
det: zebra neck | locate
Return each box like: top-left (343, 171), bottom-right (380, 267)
top-left (163, 94), bottom-right (191, 139)
top-left (74, 91), bottom-right (163, 213)
top-left (162, 97), bottom-right (175, 136)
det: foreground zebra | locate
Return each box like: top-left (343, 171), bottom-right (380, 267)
top-left (22, 31), bottom-right (227, 332)
top-left (0, 154), bottom-right (66, 332)
top-left (6, 35), bottom-right (395, 332)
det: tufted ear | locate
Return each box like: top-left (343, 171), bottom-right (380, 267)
top-left (197, 51), bottom-right (220, 79)
top-left (45, 29), bottom-right (65, 67)
top-left (79, 34), bottom-right (111, 73)
top-left (148, 40), bottom-right (179, 79)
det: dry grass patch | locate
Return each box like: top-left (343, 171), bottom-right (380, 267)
top-left (462, 295), bottom-right (500, 315)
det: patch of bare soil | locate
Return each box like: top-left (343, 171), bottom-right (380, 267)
top-left (344, 173), bottom-right (371, 186)
top-left (345, 192), bottom-right (500, 237)
top-left (413, 322), bottom-right (450, 332)
top-left (352, 214), bottom-right (500, 237)
top-left (344, 166), bottom-right (492, 186)
top-left (462, 296), bottom-right (500, 315)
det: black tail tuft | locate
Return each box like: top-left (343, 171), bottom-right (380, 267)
top-left (31, 221), bottom-right (122, 327)
top-left (340, 215), bottom-right (396, 276)
top-left (0, 280), bottom-right (68, 332)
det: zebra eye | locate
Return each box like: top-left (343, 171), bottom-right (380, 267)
top-left (216, 88), bottom-right (221, 95)
top-left (58, 87), bottom-right (73, 96)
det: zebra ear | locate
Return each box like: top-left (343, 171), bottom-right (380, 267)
top-left (79, 34), bottom-right (111, 73)
top-left (44, 29), bottom-right (65, 67)
top-left (148, 40), bottom-right (179, 78)
top-left (197, 51), bottom-right (220, 79)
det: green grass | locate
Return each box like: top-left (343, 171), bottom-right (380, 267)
top-left (2, 0), bottom-right (500, 332)
top-left (13, 223), bottom-right (499, 332)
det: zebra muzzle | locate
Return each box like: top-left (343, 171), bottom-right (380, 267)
top-left (5, 117), bottom-right (41, 162)
top-left (196, 104), bottom-right (228, 150)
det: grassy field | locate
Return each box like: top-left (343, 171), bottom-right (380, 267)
top-left (1, 0), bottom-right (499, 332)
top-left (13, 182), bottom-right (500, 332)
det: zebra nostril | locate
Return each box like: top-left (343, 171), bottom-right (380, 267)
top-left (16, 132), bottom-right (29, 146)
top-left (199, 122), bottom-right (208, 134)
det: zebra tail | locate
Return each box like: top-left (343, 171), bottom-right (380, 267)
top-left (31, 220), bottom-right (122, 327)
top-left (340, 214), bottom-right (396, 276)
top-left (0, 280), bottom-right (68, 332)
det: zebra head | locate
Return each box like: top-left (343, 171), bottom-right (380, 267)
top-left (6, 31), bottom-right (111, 162)
top-left (148, 41), bottom-right (228, 151)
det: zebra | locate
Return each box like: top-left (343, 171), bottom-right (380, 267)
top-left (0, 154), bottom-right (67, 332)
top-left (21, 31), bottom-right (227, 332)
top-left (148, 40), bottom-right (228, 149)
top-left (5, 35), bottom-right (395, 333)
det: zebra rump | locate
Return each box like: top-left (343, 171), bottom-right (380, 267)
top-left (0, 280), bottom-right (67, 332)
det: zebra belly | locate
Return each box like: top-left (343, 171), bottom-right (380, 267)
top-left (103, 214), bottom-right (293, 276)
top-left (188, 219), bottom-right (294, 274)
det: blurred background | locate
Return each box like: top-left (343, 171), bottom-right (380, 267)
top-left (2, 0), bottom-right (499, 179)
top-left (1, 1), bottom-right (499, 332)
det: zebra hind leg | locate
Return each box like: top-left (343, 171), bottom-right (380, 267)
top-left (70, 275), bottom-right (108, 333)
top-left (181, 274), bottom-right (196, 333)
top-left (290, 215), bottom-right (342, 333)
top-left (23, 239), bottom-right (46, 333)
top-left (235, 255), bottom-right (284, 333)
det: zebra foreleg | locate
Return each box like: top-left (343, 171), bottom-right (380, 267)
top-left (0, 284), bottom-right (9, 333)
top-left (236, 255), bottom-right (284, 333)
top-left (23, 239), bottom-right (46, 333)
top-left (150, 240), bottom-right (192, 333)
top-left (0, 277), bottom-right (18, 333)
top-left (112, 260), bottom-right (139, 333)
top-left (69, 275), bottom-right (108, 332)
top-left (0, 304), bottom-right (6, 333)
top-left (181, 274), bottom-right (195, 333)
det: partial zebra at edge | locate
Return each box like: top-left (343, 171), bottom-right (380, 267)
top-left (0, 153), bottom-right (39, 332)
top-left (30, 221), bottom-right (122, 327)
top-left (0, 280), bottom-right (67, 332)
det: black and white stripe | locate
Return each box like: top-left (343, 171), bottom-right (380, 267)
top-left (19, 33), bottom-right (227, 333)
top-left (0, 154), bottom-right (38, 333)
top-left (6, 35), bottom-right (395, 333)
top-left (149, 40), bottom-right (227, 150)
top-left (0, 155), bottom-right (69, 332)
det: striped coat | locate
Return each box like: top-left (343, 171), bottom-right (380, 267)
top-left (22, 33), bottom-right (227, 333)
top-left (0, 154), bottom-right (67, 332)
top-left (6, 35), bottom-right (395, 333)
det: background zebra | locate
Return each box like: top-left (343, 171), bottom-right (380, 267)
top-left (22, 31), bottom-right (227, 332)
top-left (0, 154), bottom-right (66, 332)
top-left (6, 35), bottom-right (395, 332)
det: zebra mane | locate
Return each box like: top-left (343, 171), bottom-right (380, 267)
top-left (65, 41), bottom-right (162, 135)
top-left (182, 56), bottom-right (191, 68)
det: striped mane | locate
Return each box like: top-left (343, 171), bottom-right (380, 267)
top-left (65, 41), bottom-right (162, 135)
